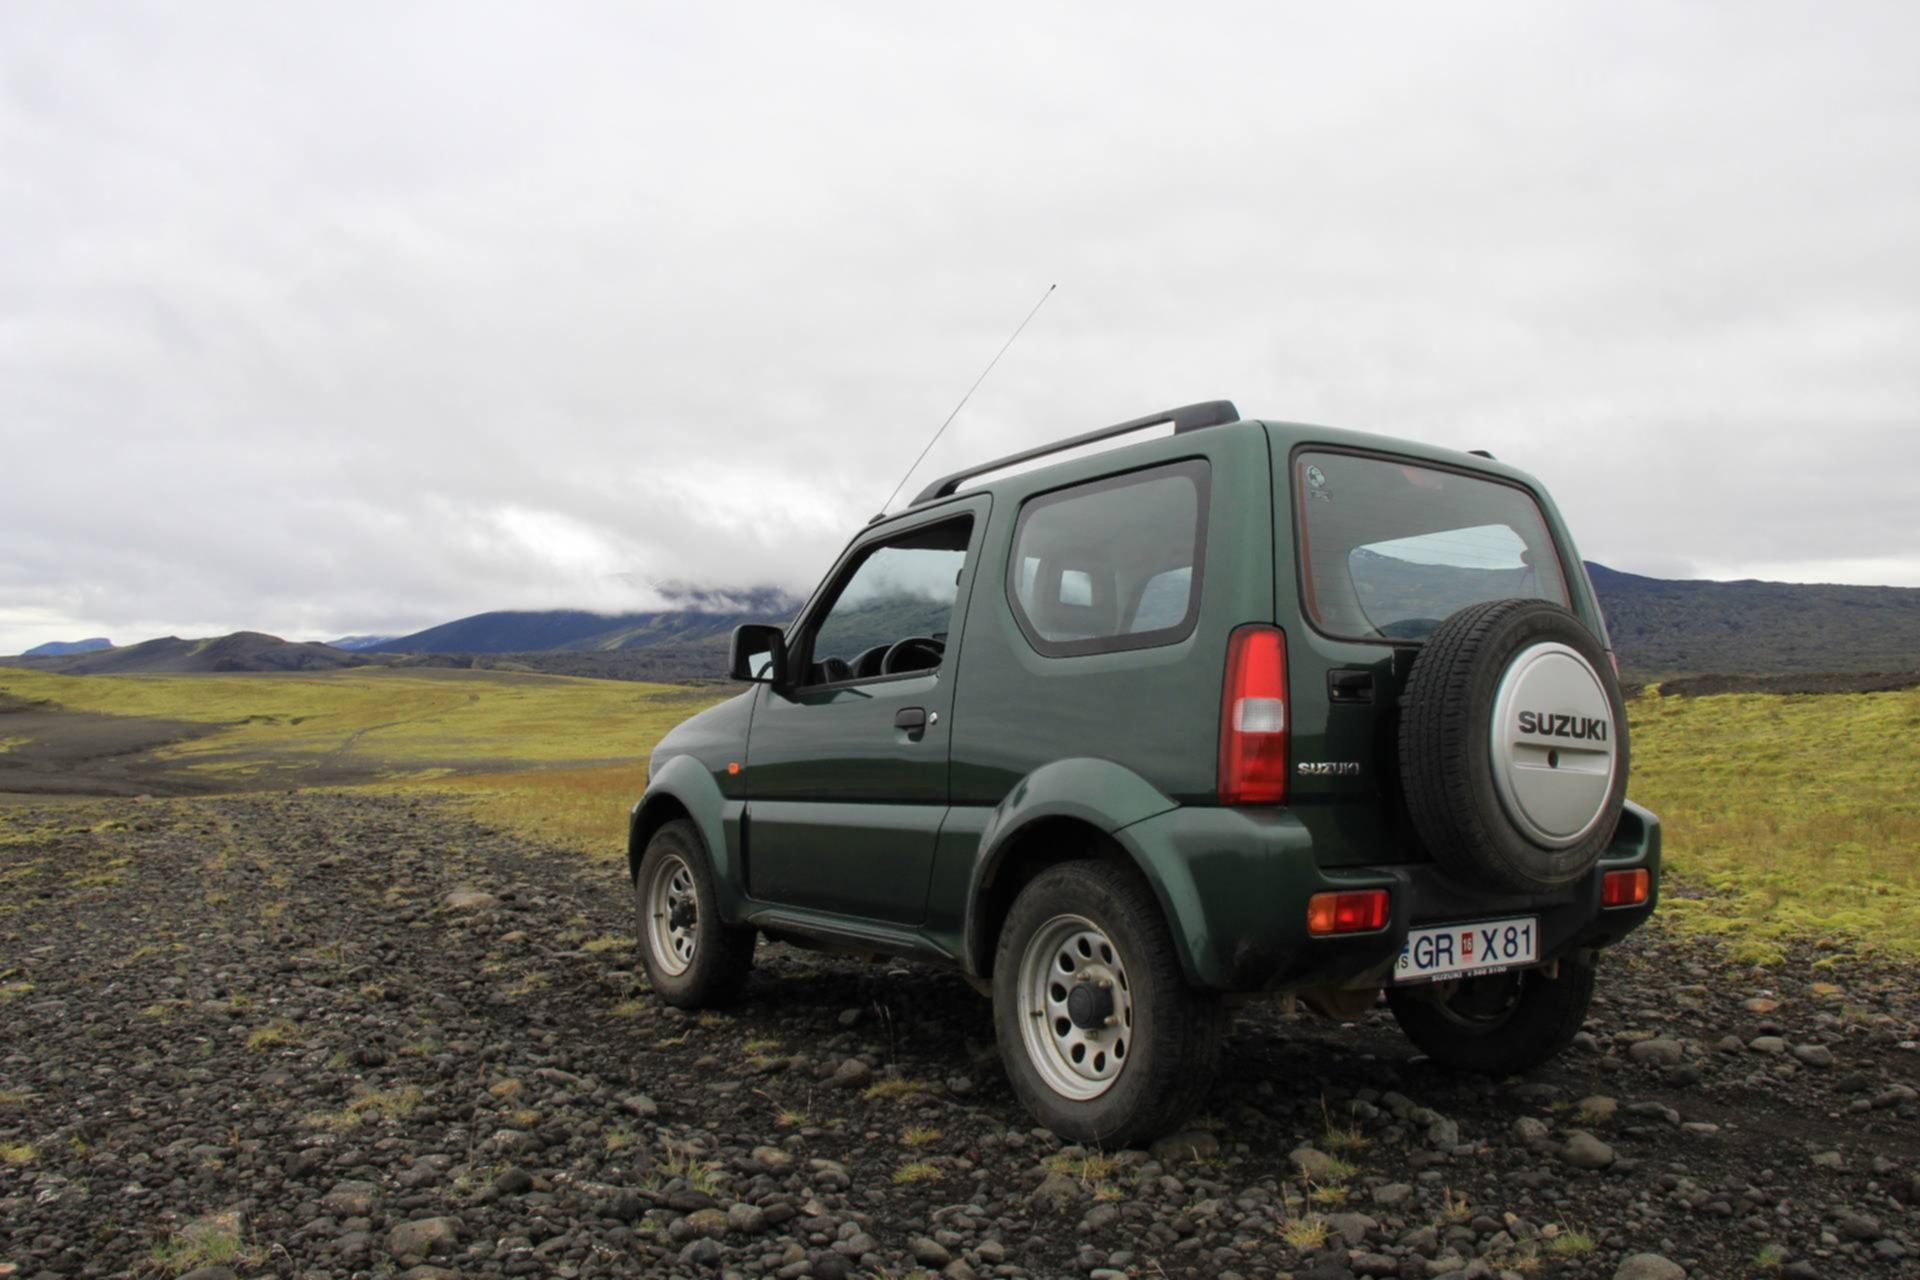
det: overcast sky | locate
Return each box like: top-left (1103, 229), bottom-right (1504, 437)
top-left (3, 2), bottom-right (1917, 653)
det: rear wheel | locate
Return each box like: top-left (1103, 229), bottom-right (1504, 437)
top-left (634, 819), bottom-right (755, 1008)
top-left (1385, 955), bottom-right (1595, 1075)
top-left (992, 860), bottom-right (1223, 1146)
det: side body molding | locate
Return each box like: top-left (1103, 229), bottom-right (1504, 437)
top-left (629, 753), bottom-right (749, 919)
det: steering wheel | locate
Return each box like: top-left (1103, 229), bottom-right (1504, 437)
top-left (880, 635), bottom-right (946, 676)
top-left (851, 644), bottom-right (892, 680)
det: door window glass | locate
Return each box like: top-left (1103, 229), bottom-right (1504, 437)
top-left (1007, 460), bottom-right (1209, 656)
top-left (805, 517), bottom-right (972, 683)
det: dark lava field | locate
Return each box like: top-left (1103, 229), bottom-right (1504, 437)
top-left (1, 793), bottom-right (1916, 1279)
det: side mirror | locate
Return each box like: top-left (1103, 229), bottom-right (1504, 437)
top-left (728, 624), bottom-right (788, 684)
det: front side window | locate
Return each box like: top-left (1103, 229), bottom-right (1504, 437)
top-left (1295, 450), bottom-right (1569, 642)
top-left (803, 517), bottom-right (972, 683)
top-left (1008, 460), bottom-right (1208, 656)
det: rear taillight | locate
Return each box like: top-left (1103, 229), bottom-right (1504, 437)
top-left (1219, 625), bottom-right (1288, 805)
top-left (1307, 889), bottom-right (1390, 935)
top-left (1602, 868), bottom-right (1649, 907)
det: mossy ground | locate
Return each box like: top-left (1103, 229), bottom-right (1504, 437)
top-left (0, 665), bottom-right (711, 770)
top-left (1628, 686), bottom-right (1920, 957)
top-left (0, 665), bottom-right (716, 860)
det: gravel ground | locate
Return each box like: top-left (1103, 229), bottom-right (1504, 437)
top-left (1, 792), bottom-right (1916, 1280)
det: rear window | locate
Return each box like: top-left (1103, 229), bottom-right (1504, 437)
top-left (1294, 450), bottom-right (1569, 642)
top-left (1009, 460), bottom-right (1208, 656)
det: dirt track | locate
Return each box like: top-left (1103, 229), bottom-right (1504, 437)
top-left (1, 792), bottom-right (1916, 1279)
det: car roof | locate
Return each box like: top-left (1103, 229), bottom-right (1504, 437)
top-left (893, 407), bottom-right (1549, 522)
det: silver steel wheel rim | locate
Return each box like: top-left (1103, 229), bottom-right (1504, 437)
top-left (643, 853), bottom-right (698, 977)
top-left (1017, 913), bottom-right (1134, 1101)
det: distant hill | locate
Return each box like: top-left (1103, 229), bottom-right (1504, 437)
top-left (372, 587), bottom-right (800, 656)
top-left (23, 638), bottom-right (112, 657)
top-left (325, 634), bottom-right (399, 651)
top-left (1586, 563), bottom-right (1920, 679)
top-left (12, 632), bottom-right (369, 675)
top-left (9, 566), bottom-right (1915, 686)
top-left (1333, 553), bottom-right (1920, 679)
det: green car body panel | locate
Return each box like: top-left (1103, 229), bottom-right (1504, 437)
top-left (632, 411), bottom-right (1661, 993)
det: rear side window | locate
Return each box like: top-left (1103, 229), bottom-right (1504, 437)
top-left (1009, 460), bottom-right (1208, 656)
top-left (1294, 450), bottom-right (1569, 642)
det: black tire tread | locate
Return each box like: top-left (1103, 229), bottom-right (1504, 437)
top-left (1399, 598), bottom-right (1528, 888)
top-left (635, 819), bottom-right (755, 1009)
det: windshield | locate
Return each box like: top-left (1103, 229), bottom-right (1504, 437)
top-left (1294, 450), bottom-right (1570, 642)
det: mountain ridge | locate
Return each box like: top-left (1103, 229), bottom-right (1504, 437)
top-left (7, 565), bottom-right (1916, 682)
top-left (368, 590), bottom-right (803, 656)
top-left (23, 638), bottom-right (112, 657)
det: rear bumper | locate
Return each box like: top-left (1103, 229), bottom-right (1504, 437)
top-left (1113, 799), bottom-right (1661, 992)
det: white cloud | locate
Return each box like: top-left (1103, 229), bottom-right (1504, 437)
top-left (2, 1), bottom-right (1918, 652)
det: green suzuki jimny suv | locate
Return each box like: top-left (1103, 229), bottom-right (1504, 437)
top-left (629, 401), bottom-right (1659, 1145)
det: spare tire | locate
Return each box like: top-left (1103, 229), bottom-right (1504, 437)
top-left (1399, 598), bottom-right (1628, 893)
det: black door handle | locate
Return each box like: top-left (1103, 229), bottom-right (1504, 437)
top-left (1328, 670), bottom-right (1374, 703)
top-left (894, 707), bottom-right (927, 731)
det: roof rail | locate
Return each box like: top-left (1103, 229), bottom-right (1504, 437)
top-left (910, 399), bottom-right (1240, 506)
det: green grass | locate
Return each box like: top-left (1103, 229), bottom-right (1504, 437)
top-left (1629, 687), bottom-right (1920, 955)
top-left (1044, 1150), bottom-right (1125, 1185)
top-left (892, 1161), bottom-right (943, 1184)
top-left (0, 665), bottom-right (709, 767)
top-left (415, 763), bottom-right (652, 860)
top-left (148, 1219), bottom-right (259, 1275)
top-left (1546, 1229), bottom-right (1595, 1257)
top-left (244, 1019), bottom-right (301, 1052)
top-left (862, 1077), bottom-right (936, 1102)
top-left (0, 665), bottom-right (722, 859)
top-left (304, 1085), bottom-right (424, 1132)
top-left (655, 1141), bottom-right (724, 1197)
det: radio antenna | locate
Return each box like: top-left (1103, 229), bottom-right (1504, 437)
top-left (876, 283), bottom-right (1056, 517)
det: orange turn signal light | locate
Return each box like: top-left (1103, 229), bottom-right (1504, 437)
top-left (1601, 868), bottom-right (1649, 907)
top-left (1306, 889), bottom-right (1390, 936)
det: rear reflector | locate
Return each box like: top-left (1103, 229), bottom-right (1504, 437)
top-left (1601, 868), bottom-right (1649, 907)
top-left (1306, 889), bottom-right (1390, 936)
top-left (1219, 625), bottom-right (1288, 804)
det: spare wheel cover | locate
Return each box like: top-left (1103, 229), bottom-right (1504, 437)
top-left (1488, 641), bottom-right (1620, 849)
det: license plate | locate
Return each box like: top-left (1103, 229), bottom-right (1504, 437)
top-left (1394, 916), bottom-right (1539, 984)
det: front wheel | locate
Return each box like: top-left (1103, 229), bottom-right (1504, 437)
top-left (634, 819), bottom-right (755, 1008)
top-left (1385, 955), bottom-right (1595, 1075)
top-left (992, 860), bottom-right (1223, 1146)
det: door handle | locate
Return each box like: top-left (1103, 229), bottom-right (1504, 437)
top-left (1328, 670), bottom-right (1374, 703)
top-left (894, 707), bottom-right (927, 731)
